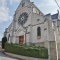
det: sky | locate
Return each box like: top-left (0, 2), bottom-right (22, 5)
top-left (0, 0), bottom-right (60, 41)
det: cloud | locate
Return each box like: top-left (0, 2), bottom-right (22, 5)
top-left (0, 7), bottom-right (10, 22)
top-left (37, 0), bottom-right (56, 7)
top-left (0, 0), bottom-right (12, 23)
top-left (0, 0), bottom-right (7, 6)
top-left (9, 0), bottom-right (21, 5)
top-left (32, 0), bottom-right (60, 14)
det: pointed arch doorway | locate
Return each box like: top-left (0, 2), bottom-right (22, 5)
top-left (19, 35), bottom-right (24, 45)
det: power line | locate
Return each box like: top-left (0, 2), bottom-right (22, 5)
top-left (55, 0), bottom-right (60, 9)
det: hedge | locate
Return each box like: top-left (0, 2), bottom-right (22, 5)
top-left (5, 43), bottom-right (48, 59)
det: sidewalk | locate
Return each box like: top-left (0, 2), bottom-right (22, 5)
top-left (5, 52), bottom-right (25, 60)
top-left (0, 47), bottom-right (5, 52)
top-left (5, 52), bottom-right (48, 60)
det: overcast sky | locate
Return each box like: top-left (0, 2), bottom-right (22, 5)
top-left (0, 0), bottom-right (60, 41)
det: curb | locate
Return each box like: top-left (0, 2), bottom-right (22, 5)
top-left (4, 52), bottom-right (48, 60)
top-left (5, 52), bottom-right (25, 60)
top-left (0, 48), bottom-right (5, 52)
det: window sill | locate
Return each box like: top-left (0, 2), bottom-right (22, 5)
top-left (37, 36), bottom-right (41, 39)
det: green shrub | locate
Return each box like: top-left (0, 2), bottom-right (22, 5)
top-left (5, 43), bottom-right (48, 59)
top-left (2, 37), bottom-right (7, 49)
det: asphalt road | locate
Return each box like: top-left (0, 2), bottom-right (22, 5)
top-left (0, 52), bottom-right (19, 60)
top-left (0, 45), bottom-right (19, 60)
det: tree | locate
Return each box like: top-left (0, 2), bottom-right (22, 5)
top-left (2, 37), bottom-right (7, 49)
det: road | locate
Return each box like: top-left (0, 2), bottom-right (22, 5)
top-left (0, 52), bottom-right (18, 60)
top-left (0, 45), bottom-right (19, 60)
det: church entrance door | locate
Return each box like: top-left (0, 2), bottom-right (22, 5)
top-left (19, 36), bottom-right (24, 45)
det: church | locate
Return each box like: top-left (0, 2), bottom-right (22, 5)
top-left (4, 0), bottom-right (60, 60)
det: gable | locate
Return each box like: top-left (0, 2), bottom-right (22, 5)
top-left (15, 0), bottom-right (31, 13)
top-left (32, 3), bottom-right (44, 15)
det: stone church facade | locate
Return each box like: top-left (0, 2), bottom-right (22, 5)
top-left (4, 0), bottom-right (60, 60)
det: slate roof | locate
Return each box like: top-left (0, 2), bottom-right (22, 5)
top-left (51, 13), bottom-right (58, 19)
top-left (51, 13), bottom-right (60, 26)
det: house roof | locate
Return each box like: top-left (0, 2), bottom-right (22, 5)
top-left (51, 13), bottom-right (58, 19)
top-left (51, 13), bottom-right (60, 26)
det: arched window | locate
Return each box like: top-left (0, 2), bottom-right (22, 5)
top-left (37, 27), bottom-right (41, 36)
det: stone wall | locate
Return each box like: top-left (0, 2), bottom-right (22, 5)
top-left (49, 41), bottom-right (57, 60)
top-left (34, 42), bottom-right (44, 47)
top-left (57, 43), bottom-right (60, 60)
top-left (45, 41), bottom-right (57, 60)
top-left (32, 41), bottom-right (57, 60)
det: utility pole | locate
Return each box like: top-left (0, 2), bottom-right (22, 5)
top-left (55, 0), bottom-right (60, 9)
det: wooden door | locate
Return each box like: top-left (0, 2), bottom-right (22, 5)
top-left (19, 36), bottom-right (24, 45)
